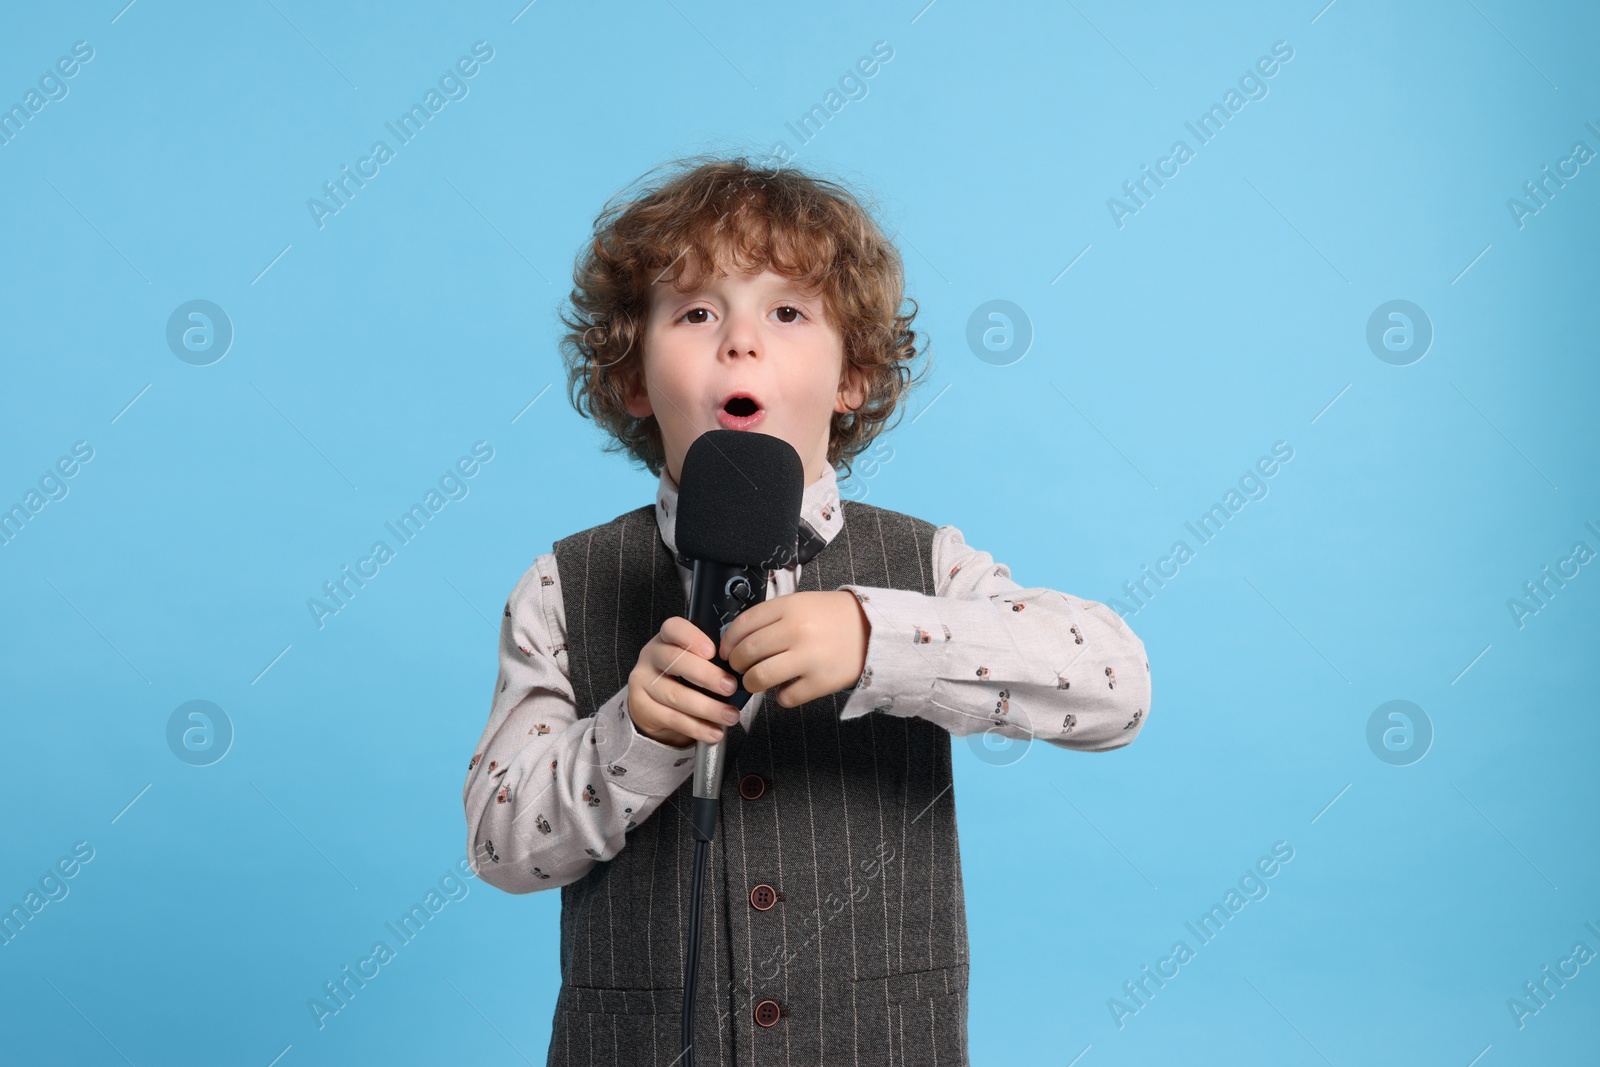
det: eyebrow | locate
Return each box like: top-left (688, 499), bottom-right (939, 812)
top-left (657, 277), bottom-right (818, 300)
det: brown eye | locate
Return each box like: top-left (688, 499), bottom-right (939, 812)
top-left (774, 306), bottom-right (804, 323)
top-left (681, 308), bottom-right (710, 324)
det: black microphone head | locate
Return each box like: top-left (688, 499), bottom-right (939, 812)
top-left (676, 430), bottom-right (805, 569)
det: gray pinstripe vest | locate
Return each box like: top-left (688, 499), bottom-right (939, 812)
top-left (548, 498), bottom-right (970, 1067)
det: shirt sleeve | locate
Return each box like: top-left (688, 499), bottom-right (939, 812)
top-left (463, 552), bottom-right (700, 894)
top-left (835, 524), bottom-right (1152, 752)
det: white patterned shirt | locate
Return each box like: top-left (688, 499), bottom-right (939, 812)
top-left (463, 464), bottom-right (1152, 892)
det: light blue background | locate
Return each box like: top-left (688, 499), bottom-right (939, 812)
top-left (2, 1), bottom-right (1597, 1064)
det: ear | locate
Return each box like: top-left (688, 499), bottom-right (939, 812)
top-left (835, 363), bottom-right (867, 414)
top-left (621, 368), bottom-right (653, 419)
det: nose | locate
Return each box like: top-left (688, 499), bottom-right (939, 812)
top-left (722, 306), bottom-right (761, 361)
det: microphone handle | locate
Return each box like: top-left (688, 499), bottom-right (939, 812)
top-left (684, 559), bottom-right (768, 814)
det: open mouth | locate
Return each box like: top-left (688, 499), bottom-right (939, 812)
top-left (717, 392), bottom-right (765, 430)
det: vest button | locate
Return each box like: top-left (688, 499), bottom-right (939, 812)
top-left (749, 883), bottom-right (779, 911)
top-left (738, 773), bottom-right (766, 800)
top-left (753, 998), bottom-right (784, 1027)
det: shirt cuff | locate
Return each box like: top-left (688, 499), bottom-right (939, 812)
top-left (834, 585), bottom-right (946, 721)
top-left (589, 686), bottom-right (700, 798)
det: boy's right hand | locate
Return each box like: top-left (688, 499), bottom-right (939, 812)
top-left (627, 616), bottom-right (743, 748)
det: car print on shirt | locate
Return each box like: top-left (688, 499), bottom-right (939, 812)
top-left (483, 839), bottom-right (499, 863)
top-left (1061, 713), bottom-right (1078, 735)
top-left (673, 756), bottom-right (693, 767)
top-left (530, 866), bottom-right (551, 880)
top-left (942, 624), bottom-right (952, 641)
top-left (583, 784), bottom-right (600, 807)
top-left (530, 722), bottom-right (551, 736)
top-left (1070, 625), bottom-right (1083, 645)
top-left (1105, 666), bottom-right (1117, 689)
top-left (606, 763), bottom-right (627, 777)
top-left (1123, 709), bottom-right (1143, 731)
top-left (469, 752), bottom-right (482, 771)
top-left (975, 665), bottom-right (990, 679)
top-left (496, 784), bottom-right (511, 803)
top-left (913, 626), bottom-right (932, 644)
top-left (540, 574), bottom-right (554, 587)
top-left (993, 688), bottom-right (1010, 720)
top-left (535, 813), bottom-right (552, 834)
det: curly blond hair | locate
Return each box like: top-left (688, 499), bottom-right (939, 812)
top-left (558, 154), bottom-right (929, 481)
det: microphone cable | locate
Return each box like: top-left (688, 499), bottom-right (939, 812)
top-left (679, 569), bottom-right (761, 1067)
top-left (681, 800), bottom-right (718, 1067)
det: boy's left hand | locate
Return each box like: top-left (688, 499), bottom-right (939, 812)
top-left (719, 590), bottom-right (870, 708)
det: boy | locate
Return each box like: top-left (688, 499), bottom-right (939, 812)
top-left (463, 156), bottom-right (1152, 1066)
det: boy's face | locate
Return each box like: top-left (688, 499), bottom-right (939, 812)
top-left (626, 265), bottom-right (866, 486)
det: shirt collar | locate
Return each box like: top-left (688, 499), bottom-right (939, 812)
top-left (655, 463), bottom-right (843, 569)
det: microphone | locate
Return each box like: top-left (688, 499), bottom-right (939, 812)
top-left (674, 429), bottom-right (804, 838)
top-left (675, 429), bottom-right (803, 1067)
